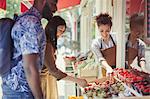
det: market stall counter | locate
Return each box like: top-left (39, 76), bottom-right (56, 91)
top-left (81, 68), bottom-right (150, 99)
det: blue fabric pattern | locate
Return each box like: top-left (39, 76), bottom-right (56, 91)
top-left (2, 7), bottom-right (46, 92)
top-left (2, 82), bottom-right (34, 99)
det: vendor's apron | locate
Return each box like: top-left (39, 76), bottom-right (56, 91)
top-left (125, 47), bottom-right (138, 69)
top-left (100, 36), bottom-right (116, 77)
top-left (125, 42), bottom-right (138, 69)
top-left (125, 34), bottom-right (139, 69)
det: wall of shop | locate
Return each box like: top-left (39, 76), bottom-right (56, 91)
top-left (80, 0), bottom-right (94, 53)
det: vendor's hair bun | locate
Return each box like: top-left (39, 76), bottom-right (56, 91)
top-left (96, 13), bottom-right (112, 27)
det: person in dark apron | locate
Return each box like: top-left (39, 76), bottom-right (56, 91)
top-left (91, 13), bottom-right (116, 77)
top-left (125, 13), bottom-right (147, 72)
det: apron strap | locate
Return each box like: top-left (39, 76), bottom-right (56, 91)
top-left (110, 35), bottom-right (116, 46)
top-left (125, 34), bottom-right (130, 50)
top-left (100, 39), bottom-right (103, 49)
top-left (100, 35), bottom-right (115, 49)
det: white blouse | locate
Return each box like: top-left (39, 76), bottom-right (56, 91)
top-left (91, 34), bottom-right (146, 65)
top-left (91, 34), bottom-right (116, 64)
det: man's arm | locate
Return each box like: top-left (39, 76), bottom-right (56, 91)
top-left (23, 54), bottom-right (43, 99)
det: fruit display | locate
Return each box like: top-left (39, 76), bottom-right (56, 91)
top-left (114, 68), bottom-right (150, 96)
top-left (114, 68), bottom-right (144, 83)
top-left (83, 78), bottom-right (125, 98)
top-left (132, 80), bottom-right (150, 95)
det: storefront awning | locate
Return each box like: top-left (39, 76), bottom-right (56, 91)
top-left (21, 0), bottom-right (81, 12)
top-left (126, 0), bottom-right (145, 16)
top-left (0, 0), bottom-right (81, 12)
top-left (0, 0), bottom-right (6, 10)
top-left (57, 0), bottom-right (80, 11)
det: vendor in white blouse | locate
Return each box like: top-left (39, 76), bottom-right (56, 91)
top-left (126, 13), bottom-right (147, 72)
top-left (91, 13), bottom-right (116, 76)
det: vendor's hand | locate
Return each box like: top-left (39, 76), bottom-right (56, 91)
top-left (141, 66), bottom-right (150, 74)
top-left (94, 79), bottom-right (100, 85)
top-left (106, 67), bottom-right (113, 76)
top-left (77, 78), bottom-right (88, 87)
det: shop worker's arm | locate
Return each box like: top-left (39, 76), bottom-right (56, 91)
top-left (101, 61), bottom-right (113, 74)
top-left (91, 39), bottom-right (113, 74)
top-left (138, 40), bottom-right (148, 73)
top-left (23, 54), bottom-right (43, 99)
top-left (140, 60), bottom-right (146, 69)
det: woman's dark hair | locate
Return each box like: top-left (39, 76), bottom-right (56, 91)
top-left (45, 16), bottom-right (66, 49)
top-left (130, 13), bottom-right (144, 29)
top-left (96, 13), bottom-right (112, 28)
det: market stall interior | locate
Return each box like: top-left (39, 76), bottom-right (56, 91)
top-left (0, 0), bottom-right (150, 99)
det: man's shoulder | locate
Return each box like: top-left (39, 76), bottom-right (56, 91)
top-left (12, 14), bottom-right (41, 36)
top-left (13, 14), bottom-right (41, 31)
top-left (19, 14), bottom-right (40, 23)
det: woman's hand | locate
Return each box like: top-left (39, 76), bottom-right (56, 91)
top-left (106, 66), bottom-right (113, 75)
top-left (140, 61), bottom-right (149, 73)
top-left (76, 78), bottom-right (88, 87)
top-left (141, 66), bottom-right (150, 74)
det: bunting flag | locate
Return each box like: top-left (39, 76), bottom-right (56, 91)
top-left (21, 0), bottom-right (34, 13)
top-left (0, 0), bottom-right (6, 10)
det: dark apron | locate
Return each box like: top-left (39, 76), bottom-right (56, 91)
top-left (125, 47), bottom-right (138, 69)
top-left (100, 35), bottom-right (116, 76)
top-left (125, 35), bottom-right (138, 69)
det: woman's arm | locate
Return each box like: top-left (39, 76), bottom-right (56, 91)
top-left (101, 61), bottom-right (113, 74)
top-left (91, 39), bottom-right (113, 74)
top-left (44, 43), bottom-right (67, 80)
top-left (138, 39), bottom-right (148, 72)
top-left (62, 75), bottom-right (87, 87)
top-left (44, 43), bottom-right (88, 87)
